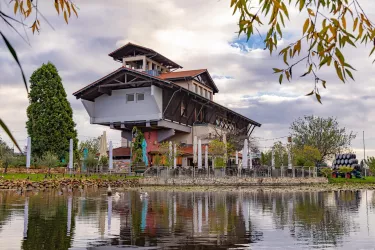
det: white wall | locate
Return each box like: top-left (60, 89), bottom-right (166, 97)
top-left (86, 87), bottom-right (163, 124)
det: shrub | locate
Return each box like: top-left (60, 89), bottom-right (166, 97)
top-left (320, 168), bottom-right (332, 178)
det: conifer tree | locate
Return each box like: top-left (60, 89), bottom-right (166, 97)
top-left (26, 62), bottom-right (77, 160)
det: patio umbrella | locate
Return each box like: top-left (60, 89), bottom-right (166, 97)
top-left (242, 139), bottom-right (248, 169)
top-left (198, 139), bottom-right (202, 169)
top-left (99, 131), bottom-right (108, 159)
top-left (173, 143), bottom-right (177, 168)
top-left (193, 136), bottom-right (198, 165)
top-left (205, 145), bottom-right (208, 169)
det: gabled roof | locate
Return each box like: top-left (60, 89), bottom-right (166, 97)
top-left (72, 66), bottom-right (172, 98)
top-left (159, 69), bottom-right (219, 94)
top-left (72, 67), bottom-right (261, 127)
top-left (108, 42), bottom-right (182, 69)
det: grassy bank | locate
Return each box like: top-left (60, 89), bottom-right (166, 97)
top-left (1, 173), bottom-right (141, 182)
top-left (328, 176), bottom-right (375, 184)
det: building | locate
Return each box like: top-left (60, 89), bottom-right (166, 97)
top-left (73, 43), bottom-right (261, 167)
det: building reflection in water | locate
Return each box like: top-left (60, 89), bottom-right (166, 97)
top-left (23, 197), bottom-right (29, 239)
top-left (67, 195), bottom-right (72, 236)
top-left (2, 189), bottom-right (375, 249)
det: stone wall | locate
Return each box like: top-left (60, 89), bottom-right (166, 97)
top-left (139, 177), bottom-right (328, 186)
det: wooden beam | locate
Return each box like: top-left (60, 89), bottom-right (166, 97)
top-left (179, 94), bottom-right (192, 123)
top-left (101, 80), bottom-right (152, 88)
top-left (98, 87), bottom-right (112, 96)
top-left (186, 101), bottom-right (198, 125)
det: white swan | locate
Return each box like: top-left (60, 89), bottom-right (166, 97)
top-left (113, 192), bottom-right (121, 201)
top-left (140, 192), bottom-right (149, 199)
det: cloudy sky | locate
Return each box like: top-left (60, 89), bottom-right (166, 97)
top-left (0, 0), bottom-right (374, 160)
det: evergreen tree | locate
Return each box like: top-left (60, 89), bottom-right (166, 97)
top-left (26, 62), bottom-right (77, 160)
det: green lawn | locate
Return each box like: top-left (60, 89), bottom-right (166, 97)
top-left (1, 173), bottom-right (142, 182)
top-left (328, 176), bottom-right (375, 184)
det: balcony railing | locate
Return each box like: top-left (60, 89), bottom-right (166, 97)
top-left (144, 70), bottom-right (160, 77)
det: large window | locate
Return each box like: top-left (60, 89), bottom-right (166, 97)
top-left (204, 89), bottom-right (207, 98)
top-left (126, 94), bottom-right (135, 102)
top-left (199, 86), bottom-right (202, 96)
top-left (137, 93), bottom-right (145, 101)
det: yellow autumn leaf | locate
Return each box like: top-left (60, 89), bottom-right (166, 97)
top-left (341, 15), bottom-right (346, 30)
top-left (27, 0), bottom-right (32, 12)
top-left (72, 3), bottom-right (78, 17)
top-left (353, 17), bottom-right (358, 31)
top-left (64, 11), bottom-right (68, 24)
top-left (303, 18), bottom-right (309, 35)
top-left (55, 1), bottom-right (60, 15)
top-left (14, 0), bottom-right (19, 14)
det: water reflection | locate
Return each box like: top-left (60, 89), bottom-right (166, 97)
top-left (0, 189), bottom-right (375, 249)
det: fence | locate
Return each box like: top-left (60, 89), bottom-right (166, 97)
top-left (143, 166), bottom-right (318, 179)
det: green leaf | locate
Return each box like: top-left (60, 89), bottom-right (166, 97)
top-left (335, 48), bottom-right (345, 65)
top-left (273, 68), bottom-right (283, 73)
top-left (0, 118), bottom-right (22, 153)
top-left (322, 80), bottom-right (327, 88)
top-left (279, 12), bottom-right (285, 27)
top-left (334, 61), bottom-right (345, 83)
top-left (319, 57), bottom-right (330, 68)
top-left (315, 92), bottom-right (322, 104)
top-left (370, 46), bottom-right (375, 57)
top-left (280, 2), bottom-right (289, 19)
top-left (306, 90), bottom-right (314, 96)
top-left (0, 32), bottom-right (28, 92)
top-left (279, 73), bottom-right (283, 84)
top-left (276, 23), bottom-right (282, 38)
top-left (344, 62), bottom-right (356, 71)
top-left (299, 0), bottom-right (305, 11)
top-left (345, 69), bottom-right (355, 80)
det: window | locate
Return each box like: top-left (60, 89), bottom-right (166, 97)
top-left (208, 92), bottom-right (212, 100)
top-left (199, 86), bottom-right (202, 96)
top-left (204, 89), bottom-right (208, 98)
top-left (137, 93), bottom-right (145, 101)
top-left (194, 84), bottom-right (197, 93)
top-left (126, 94), bottom-right (135, 102)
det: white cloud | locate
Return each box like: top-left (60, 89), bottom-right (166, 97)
top-left (0, 0), bottom-right (374, 162)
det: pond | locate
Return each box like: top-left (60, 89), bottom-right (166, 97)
top-left (0, 188), bottom-right (375, 249)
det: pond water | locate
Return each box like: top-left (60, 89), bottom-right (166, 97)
top-left (1, 188), bottom-right (375, 250)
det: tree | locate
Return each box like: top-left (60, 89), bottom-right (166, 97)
top-left (99, 156), bottom-right (108, 171)
top-left (0, 140), bottom-right (13, 174)
top-left (231, 0), bottom-right (375, 103)
top-left (293, 145), bottom-right (322, 166)
top-left (364, 157), bottom-right (375, 176)
top-left (84, 152), bottom-right (98, 174)
top-left (272, 141), bottom-right (288, 168)
top-left (157, 142), bottom-right (182, 167)
top-left (38, 151), bottom-right (59, 174)
top-left (131, 127), bottom-right (145, 164)
top-left (260, 151), bottom-right (272, 166)
top-left (1, 1), bottom-right (79, 152)
top-left (209, 139), bottom-right (228, 168)
top-left (78, 137), bottom-right (100, 156)
top-left (26, 63), bottom-right (78, 160)
top-left (290, 116), bottom-right (355, 162)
